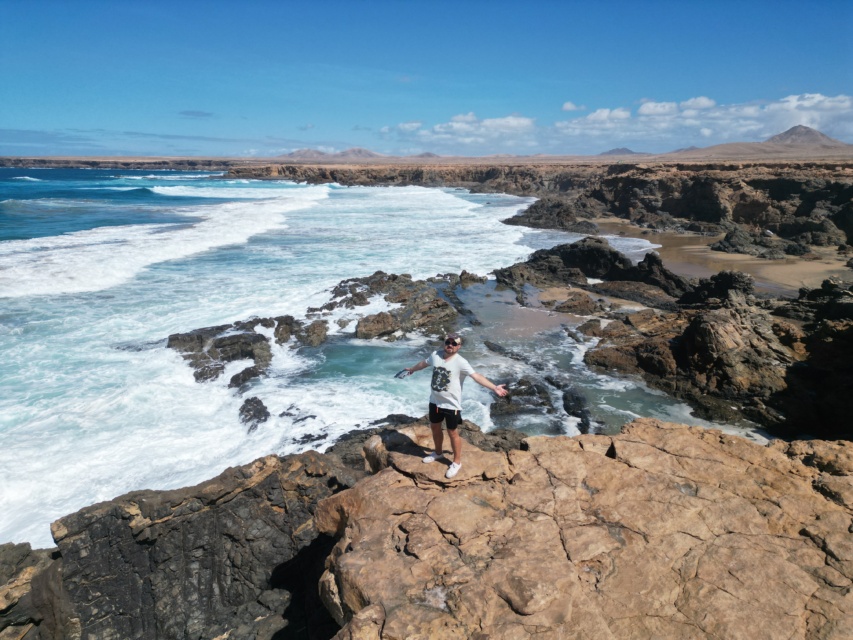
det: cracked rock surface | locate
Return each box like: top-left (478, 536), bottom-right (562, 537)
top-left (316, 419), bottom-right (853, 639)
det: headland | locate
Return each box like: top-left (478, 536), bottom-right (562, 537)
top-left (2, 155), bottom-right (852, 639)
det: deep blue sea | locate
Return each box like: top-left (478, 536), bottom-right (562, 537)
top-left (0, 168), bottom-right (761, 547)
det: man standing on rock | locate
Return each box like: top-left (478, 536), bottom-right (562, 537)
top-left (403, 333), bottom-right (508, 478)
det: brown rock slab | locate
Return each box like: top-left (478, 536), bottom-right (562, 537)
top-left (317, 418), bottom-right (853, 639)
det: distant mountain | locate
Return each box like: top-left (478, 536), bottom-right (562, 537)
top-left (665, 125), bottom-right (851, 160)
top-left (278, 147), bottom-right (386, 160)
top-left (599, 147), bottom-right (649, 156)
top-left (410, 152), bottom-right (440, 158)
top-left (282, 148), bottom-right (329, 159)
top-left (765, 125), bottom-right (847, 147)
top-left (334, 147), bottom-right (386, 159)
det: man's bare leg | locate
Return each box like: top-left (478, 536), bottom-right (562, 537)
top-left (430, 423), bottom-right (444, 455)
top-left (447, 428), bottom-right (463, 464)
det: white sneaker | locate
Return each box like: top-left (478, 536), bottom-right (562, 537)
top-left (445, 462), bottom-right (462, 479)
top-left (423, 452), bottom-right (443, 464)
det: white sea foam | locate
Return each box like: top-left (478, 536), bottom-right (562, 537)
top-left (11, 176), bottom-right (42, 181)
top-left (0, 185), bottom-right (330, 297)
top-left (118, 173), bottom-right (225, 180)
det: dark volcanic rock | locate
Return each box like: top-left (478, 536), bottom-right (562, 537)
top-left (168, 323), bottom-right (272, 382)
top-left (494, 238), bottom-right (693, 308)
top-left (0, 543), bottom-right (58, 638)
top-left (503, 196), bottom-right (600, 234)
top-left (490, 378), bottom-right (555, 420)
top-left (678, 270), bottom-right (756, 306)
top-left (332, 272), bottom-right (456, 339)
top-left (239, 396), bottom-right (270, 432)
top-left (38, 452), bottom-right (356, 640)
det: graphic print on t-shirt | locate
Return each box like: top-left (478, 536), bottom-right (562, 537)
top-left (431, 367), bottom-right (451, 392)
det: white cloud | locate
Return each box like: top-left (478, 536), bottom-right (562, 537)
top-left (377, 93), bottom-right (852, 155)
top-left (562, 101), bottom-right (585, 111)
top-left (638, 101), bottom-right (678, 116)
top-left (381, 112), bottom-right (537, 152)
top-left (398, 121), bottom-right (422, 132)
top-left (680, 96), bottom-right (716, 109)
top-left (585, 108), bottom-right (631, 123)
top-left (554, 93), bottom-right (853, 149)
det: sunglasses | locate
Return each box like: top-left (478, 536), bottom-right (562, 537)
top-left (445, 339), bottom-right (460, 346)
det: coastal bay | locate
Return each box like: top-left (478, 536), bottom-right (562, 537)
top-left (1, 160), bottom-right (852, 639)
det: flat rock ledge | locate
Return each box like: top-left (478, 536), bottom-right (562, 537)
top-left (316, 419), bottom-right (853, 639)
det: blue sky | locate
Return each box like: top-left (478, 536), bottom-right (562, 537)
top-left (1, 0), bottom-right (851, 157)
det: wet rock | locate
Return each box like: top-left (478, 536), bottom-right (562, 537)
top-left (490, 378), bottom-right (555, 420)
top-left (168, 323), bottom-right (272, 382)
top-left (239, 396), bottom-right (270, 432)
top-left (299, 319), bottom-right (328, 347)
top-left (228, 364), bottom-right (263, 388)
top-left (495, 237), bottom-right (693, 308)
top-left (502, 196), bottom-right (600, 233)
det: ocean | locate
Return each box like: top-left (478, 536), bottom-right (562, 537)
top-left (0, 168), bottom-right (760, 548)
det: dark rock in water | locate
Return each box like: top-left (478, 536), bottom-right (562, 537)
top-left (502, 196), bottom-right (600, 234)
top-left (29, 452), bottom-right (356, 640)
top-left (369, 414), bottom-right (420, 427)
top-left (560, 386), bottom-right (594, 434)
top-left (322, 271), bottom-right (457, 339)
top-left (239, 396), bottom-right (270, 432)
top-left (228, 364), bottom-right (263, 388)
top-left (300, 319), bottom-right (329, 347)
top-left (490, 378), bottom-right (555, 420)
top-left (356, 311), bottom-right (399, 339)
top-left (168, 323), bottom-right (272, 382)
top-left (459, 269), bottom-right (487, 286)
top-left (494, 237), bottom-right (693, 309)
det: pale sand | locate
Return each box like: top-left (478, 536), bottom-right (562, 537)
top-left (593, 217), bottom-right (853, 297)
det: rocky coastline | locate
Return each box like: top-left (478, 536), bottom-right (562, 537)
top-left (3, 161), bottom-right (853, 639)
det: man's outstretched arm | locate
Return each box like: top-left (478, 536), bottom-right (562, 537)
top-left (470, 373), bottom-right (508, 397)
top-left (406, 360), bottom-right (429, 374)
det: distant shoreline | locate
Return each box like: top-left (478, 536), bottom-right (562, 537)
top-left (3, 159), bottom-right (851, 294)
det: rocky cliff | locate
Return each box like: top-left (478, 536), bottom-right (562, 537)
top-left (228, 162), bottom-right (853, 251)
top-left (4, 420), bottom-right (851, 639)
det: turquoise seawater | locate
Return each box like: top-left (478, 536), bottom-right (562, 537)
top-left (0, 168), bottom-right (759, 548)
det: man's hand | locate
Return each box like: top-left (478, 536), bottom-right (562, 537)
top-left (494, 384), bottom-right (508, 397)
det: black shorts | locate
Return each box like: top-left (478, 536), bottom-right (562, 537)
top-left (429, 403), bottom-right (462, 429)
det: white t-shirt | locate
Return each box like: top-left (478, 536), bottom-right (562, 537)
top-left (425, 350), bottom-right (476, 411)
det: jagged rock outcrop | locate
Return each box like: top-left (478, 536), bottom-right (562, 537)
top-left (495, 237), bottom-right (694, 309)
top-left (315, 419), bottom-right (853, 639)
top-left (231, 163), bottom-right (853, 249)
top-left (310, 271), bottom-right (458, 339)
top-left (0, 453), bottom-right (358, 640)
top-left (502, 196), bottom-right (600, 234)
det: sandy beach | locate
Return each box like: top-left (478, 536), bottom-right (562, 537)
top-left (594, 216), bottom-right (853, 297)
